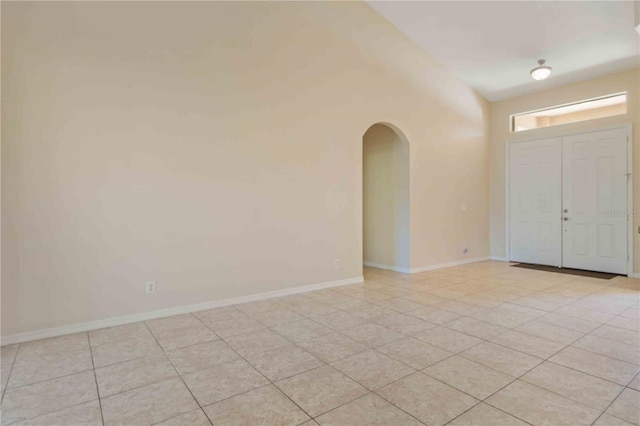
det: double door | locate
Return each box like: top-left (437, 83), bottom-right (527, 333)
top-left (509, 127), bottom-right (629, 274)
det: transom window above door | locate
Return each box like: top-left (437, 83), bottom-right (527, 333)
top-left (510, 93), bottom-right (628, 133)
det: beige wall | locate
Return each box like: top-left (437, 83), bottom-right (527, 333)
top-left (1, 2), bottom-right (490, 337)
top-left (490, 68), bottom-right (640, 272)
top-left (363, 124), bottom-right (410, 270)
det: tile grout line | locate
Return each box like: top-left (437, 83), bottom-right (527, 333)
top-left (201, 304), bottom-right (434, 423)
top-left (543, 356), bottom-right (639, 388)
top-left (1, 343), bottom-right (21, 403)
top-left (370, 371), bottom-right (484, 426)
top-left (588, 369), bottom-right (639, 426)
top-left (86, 333), bottom-right (106, 426)
top-left (146, 300), bottom-right (636, 426)
top-left (7, 289), bottom-right (627, 399)
top-left (3, 264), bottom-right (637, 425)
top-left (329, 350), bottom-right (416, 389)
top-left (142, 320), bottom-right (216, 426)
top-left (192, 311), bottom-right (321, 423)
top-left (3, 322), bottom-right (444, 412)
top-left (219, 348), bottom-right (317, 422)
top-left (220, 334), bottom-right (347, 422)
top-left (464, 301), bottom-right (640, 376)
top-left (4, 398), bottom-right (104, 425)
top-left (469, 319), bottom-right (640, 391)
top-left (464, 320), bottom-right (617, 424)
top-left (316, 342), bottom-right (443, 425)
top-left (314, 389), bottom-right (428, 425)
top-left (278, 365), bottom-right (370, 421)
top-left (5, 341), bottom-right (163, 394)
top-left (2, 339), bottom-right (103, 425)
top-left (479, 342), bottom-right (632, 423)
top-left (444, 402), bottom-right (536, 426)
top-left (380, 288), bottom-right (633, 424)
top-left (283, 269), bottom-right (635, 424)
top-left (344, 310), bottom-right (500, 424)
top-left (6, 350), bottom-right (181, 401)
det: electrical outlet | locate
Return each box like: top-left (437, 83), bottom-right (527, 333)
top-left (146, 281), bottom-right (156, 294)
top-left (335, 259), bottom-right (341, 269)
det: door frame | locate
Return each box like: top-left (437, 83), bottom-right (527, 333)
top-left (505, 123), bottom-right (633, 276)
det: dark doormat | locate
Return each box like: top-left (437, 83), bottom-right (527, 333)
top-left (511, 263), bottom-right (620, 280)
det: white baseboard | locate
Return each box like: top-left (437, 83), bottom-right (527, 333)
top-left (1, 276), bottom-right (364, 346)
top-left (490, 256), bottom-right (509, 262)
top-left (628, 272), bottom-right (640, 278)
top-left (409, 256), bottom-right (491, 273)
top-left (363, 261), bottom-right (411, 274)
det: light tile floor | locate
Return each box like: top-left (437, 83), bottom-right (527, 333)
top-left (1, 261), bottom-right (639, 425)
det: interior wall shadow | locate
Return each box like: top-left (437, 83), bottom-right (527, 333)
top-left (363, 123), bottom-right (410, 271)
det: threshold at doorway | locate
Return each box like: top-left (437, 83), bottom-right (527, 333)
top-left (511, 263), bottom-right (620, 280)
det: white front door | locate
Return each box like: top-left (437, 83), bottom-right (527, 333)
top-left (562, 128), bottom-right (629, 274)
top-left (509, 138), bottom-right (562, 266)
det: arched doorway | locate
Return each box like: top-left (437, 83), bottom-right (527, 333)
top-left (363, 123), bottom-right (410, 272)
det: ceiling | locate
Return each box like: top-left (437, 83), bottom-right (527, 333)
top-left (367, 1), bottom-right (640, 101)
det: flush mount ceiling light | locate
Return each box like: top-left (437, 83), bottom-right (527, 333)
top-left (530, 59), bottom-right (552, 81)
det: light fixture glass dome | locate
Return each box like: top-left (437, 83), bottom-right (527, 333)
top-left (531, 59), bottom-right (552, 80)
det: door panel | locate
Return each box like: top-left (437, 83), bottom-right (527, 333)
top-left (562, 128), bottom-right (628, 274)
top-left (509, 138), bottom-right (562, 266)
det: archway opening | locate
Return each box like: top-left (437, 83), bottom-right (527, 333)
top-left (363, 123), bottom-right (410, 272)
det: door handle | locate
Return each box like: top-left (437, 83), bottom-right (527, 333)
top-left (563, 217), bottom-right (569, 221)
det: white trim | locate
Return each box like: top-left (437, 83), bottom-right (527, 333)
top-left (490, 256), bottom-right (509, 262)
top-left (0, 276), bottom-right (364, 346)
top-left (505, 140), bottom-right (511, 262)
top-left (409, 256), bottom-right (491, 273)
top-left (629, 272), bottom-right (640, 279)
top-left (625, 124), bottom-right (634, 277)
top-left (363, 261), bottom-right (411, 274)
